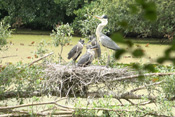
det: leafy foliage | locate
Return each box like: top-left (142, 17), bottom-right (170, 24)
top-left (73, 0), bottom-right (175, 39)
top-left (0, 20), bottom-right (11, 49)
top-left (0, 62), bottom-right (43, 97)
top-left (50, 23), bottom-right (74, 62)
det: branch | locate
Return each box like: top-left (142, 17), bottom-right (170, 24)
top-left (0, 55), bottom-right (17, 59)
top-left (110, 73), bottom-right (175, 82)
top-left (52, 104), bottom-right (171, 117)
top-left (122, 81), bottom-right (164, 96)
top-left (0, 98), bottom-right (67, 110)
top-left (29, 52), bottom-right (54, 66)
top-left (87, 91), bottom-right (157, 100)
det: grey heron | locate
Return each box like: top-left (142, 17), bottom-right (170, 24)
top-left (68, 39), bottom-right (84, 64)
top-left (94, 15), bottom-right (120, 66)
top-left (88, 35), bottom-right (101, 58)
top-left (77, 45), bottom-right (96, 67)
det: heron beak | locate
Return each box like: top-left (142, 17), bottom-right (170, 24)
top-left (87, 39), bottom-right (93, 44)
top-left (93, 16), bottom-right (101, 19)
top-left (92, 48), bottom-right (98, 50)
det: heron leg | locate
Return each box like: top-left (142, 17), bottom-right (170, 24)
top-left (73, 60), bottom-right (76, 66)
top-left (106, 54), bottom-right (110, 68)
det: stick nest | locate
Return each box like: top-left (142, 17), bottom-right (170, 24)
top-left (41, 64), bottom-right (133, 97)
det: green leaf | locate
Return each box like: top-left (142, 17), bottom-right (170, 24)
top-left (111, 33), bottom-right (125, 44)
top-left (129, 4), bottom-right (139, 14)
top-left (135, 0), bottom-right (145, 5)
top-left (118, 21), bottom-right (128, 28)
top-left (157, 57), bottom-right (166, 64)
top-left (144, 10), bottom-right (157, 21)
top-left (132, 49), bottom-right (144, 57)
top-left (125, 40), bottom-right (134, 47)
top-left (114, 49), bottom-right (126, 59)
top-left (131, 63), bottom-right (140, 70)
top-left (144, 64), bottom-right (156, 72)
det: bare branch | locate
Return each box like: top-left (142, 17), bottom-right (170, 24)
top-left (29, 52), bottom-right (54, 66)
top-left (110, 73), bottom-right (175, 82)
top-left (0, 97), bottom-right (67, 110)
top-left (0, 55), bottom-right (17, 59)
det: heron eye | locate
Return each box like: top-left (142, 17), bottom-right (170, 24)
top-left (102, 15), bottom-right (108, 19)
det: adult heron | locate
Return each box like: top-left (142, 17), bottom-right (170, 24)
top-left (94, 15), bottom-right (120, 66)
top-left (77, 45), bottom-right (96, 67)
top-left (68, 39), bottom-right (84, 64)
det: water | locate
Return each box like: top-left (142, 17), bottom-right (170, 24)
top-left (0, 34), bottom-right (171, 65)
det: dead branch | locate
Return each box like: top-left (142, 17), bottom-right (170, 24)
top-left (0, 55), bottom-right (17, 59)
top-left (42, 64), bottom-right (132, 97)
top-left (119, 81), bottom-right (164, 99)
top-left (0, 98), bottom-right (67, 110)
top-left (28, 52), bottom-right (54, 66)
top-left (110, 73), bottom-right (175, 82)
top-left (87, 89), bottom-right (157, 101)
top-left (127, 81), bottom-right (164, 93)
top-left (0, 91), bottom-right (41, 100)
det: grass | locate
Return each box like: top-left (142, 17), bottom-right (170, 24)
top-left (0, 33), bottom-right (171, 65)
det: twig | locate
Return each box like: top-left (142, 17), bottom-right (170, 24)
top-left (125, 99), bottom-right (135, 105)
top-left (0, 97), bottom-right (67, 110)
top-left (121, 81), bottom-right (164, 97)
top-left (110, 73), bottom-right (175, 82)
top-left (29, 52), bottom-right (54, 66)
top-left (52, 104), bottom-right (171, 117)
top-left (0, 55), bottom-right (17, 59)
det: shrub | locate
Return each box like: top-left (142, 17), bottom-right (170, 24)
top-left (0, 20), bottom-right (11, 49)
top-left (73, 0), bottom-right (175, 39)
top-left (50, 23), bottom-right (74, 62)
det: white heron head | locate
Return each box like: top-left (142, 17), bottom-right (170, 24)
top-left (94, 15), bottom-right (108, 25)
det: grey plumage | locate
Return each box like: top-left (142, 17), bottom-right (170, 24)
top-left (77, 45), bottom-right (96, 67)
top-left (89, 35), bottom-right (101, 58)
top-left (68, 39), bottom-right (84, 62)
top-left (95, 15), bottom-right (120, 51)
top-left (100, 34), bottom-right (120, 50)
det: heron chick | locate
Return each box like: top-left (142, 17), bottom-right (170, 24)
top-left (88, 35), bottom-right (101, 58)
top-left (77, 45), bottom-right (97, 67)
top-left (68, 39), bottom-right (84, 64)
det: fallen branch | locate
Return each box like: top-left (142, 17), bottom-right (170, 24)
top-left (121, 81), bottom-right (164, 97)
top-left (110, 73), bottom-right (175, 82)
top-left (29, 52), bottom-right (54, 66)
top-left (0, 98), bottom-right (67, 110)
top-left (0, 55), bottom-right (17, 59)
top-left (0, 101), bottom-right (170, 117)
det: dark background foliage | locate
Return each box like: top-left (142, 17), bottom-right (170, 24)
top-left (0, 0), bottom-right (174, 38)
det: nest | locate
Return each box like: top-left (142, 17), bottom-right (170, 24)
top-left (41, 64), bottom-right (133, 97)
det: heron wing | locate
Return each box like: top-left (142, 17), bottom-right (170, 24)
top-left (68, 44), bottom-right (83, 60)
top-left (73, 51), bottom-right (82, 61)
top-left (91, 40), bottom-right (101, 58)
top-left (100, 34), bottom-right (120, 50)
top-left (77, 53), bottom-right (91, 67)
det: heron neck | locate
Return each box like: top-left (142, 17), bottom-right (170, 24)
top-left (96, 21), bottom-right (108, 41)
top-left (78, 42), bottom-right (83, 47)
top-left (96, 23), bottom-right (104, 37)
top-left (87, 49), bottom-right (94, 55)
